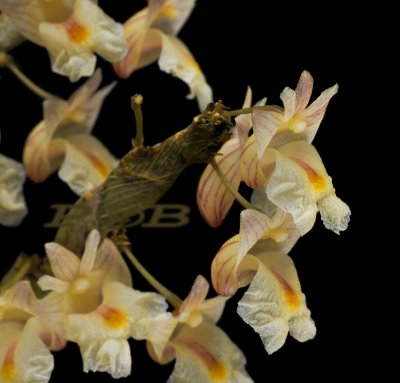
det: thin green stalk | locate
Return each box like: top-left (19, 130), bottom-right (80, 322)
top-left (122, 246), bottom-right (182, 309)
top-left (223, 105), bottom-right (281, 118)
top-left (1, 53), bottom-right (56, 99)
top-left (211, 159), bottom-right (260, 211)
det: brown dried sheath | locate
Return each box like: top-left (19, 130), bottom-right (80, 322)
top-left (55, 102), bottom-right (233, 254)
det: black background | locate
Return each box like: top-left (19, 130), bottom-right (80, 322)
top-left (0, 1), bottom-right (369, 381)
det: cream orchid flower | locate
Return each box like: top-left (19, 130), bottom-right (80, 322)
top-left (198, 72), bottom-right (350, 235)
top-left (251, 70), bottom-right (338, 159)
top-left (113, 0), bottom-right (212, 110)
top-left (38, 230), bottom-right (169, 379)
top-left (146, 275), bottom-right (253, 382)
top-left (212, 213), bottom-right (315, 355)
top-left (23, 69), bottom-right (118, 196)
top-left (197, 88), bottom-right (266, 227)
top-left (256, 140), bottom-right (351, 235)
top-left (0, 281), bottom-right (66, 383)
top-left (0, 147), bottom-right (27, 226)
top-left (0, 0), bottom-right (127, 81)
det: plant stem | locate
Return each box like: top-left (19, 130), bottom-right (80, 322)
top-left (1, 53), bottom-right (56, 99)
top-left (122, 246), bottom-right (182, 309)
top-left (211, 159), bottom-right (259, 211)
top-left (131, 94), bottom-right (144, 147)
top-left (223, 105), bottom-right (281, 117)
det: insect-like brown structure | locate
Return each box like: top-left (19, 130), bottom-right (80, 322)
top-left (55, 101), bottom-right (234, 254)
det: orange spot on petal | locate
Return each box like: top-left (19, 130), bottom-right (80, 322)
top-left (99, 306), bottom-right (127, 329)
top-left (65, 19), bottom-right (89, 44)
top-left (1, 343), bottom-right (16, 381)
top-left (185, 341), bottom-right (228, 382)
top-left (271, 269), bottom-right (300, 309)
top-left (83, 151), bottom-right (110, 178)
top-left (292, 158), bottom-right (327, 193)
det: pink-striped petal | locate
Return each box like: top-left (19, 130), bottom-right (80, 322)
top-left (294, 70), bottom-right (314, 113)
top-left (197, 136), bottom-right (241, 227)
top-left (44, 242), bottom-right (80, 281)
top-left (240, 135), bottom-right (266, 188)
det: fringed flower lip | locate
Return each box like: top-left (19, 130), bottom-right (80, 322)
top-left (38, 230), bottom-right (170, 379)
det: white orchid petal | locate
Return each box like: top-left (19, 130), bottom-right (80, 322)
top-left (158, 33), bottom-right (212, 110)
top-left (252, 109), bottom-right (282, 159)
top-left (318, 194), bottom-right (351, 234)
top-left (134, 27), bottom-right (163, 70)
top-left (79, 229), bottom-right (101, 275)
top-left (179, 275), bottom-right (209, 314)
top-left (113, 8), bottom-right (151, 78)
top-left (153, 0), bottom-right (196, 35)
top-left (142, 312), bottom-right (177, 361)
top-left (280, 87), bottom-right (296, 122)
top-left (170, 322), bottom-right (253, 383)
top-left (197, 136), bottom-right (241, 227)
top-left (44, 242), bottom-right (80, 281)
top-left (95, 238), bottom-right (132, 287)
top-left (211, 235), bottom-right (258, 297)
top-left (294, 70), bottom-right (314, 113)
top-left (240, 135), bottom-right (266, 189)
top-left (37, 275), bottom-right (70, 294)
top-left (239, 209), bottom-right (272, 259)
top-left (0, 153), bottom-right (27, 226)
top-left (81, 338), bottom-right (131, 378)
top-left (15, 318), bottom-right (55, 383)
top-left (1, 281), bottom-right (36, 314)
top-left (262, 148), bottom-right (318, 235)
top-left (58, 137), bottom-right (117, 196)
top-left (237, 252), bottom-right (315, 354)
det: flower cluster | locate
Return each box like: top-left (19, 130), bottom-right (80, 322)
top-left (197, 71), bottom-right (350, 354)
top-left (0, 1), bottom-right (350, 382)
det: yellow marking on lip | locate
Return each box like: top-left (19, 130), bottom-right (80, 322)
top-left (261, 227), bottom-right (289, 243)
top-left (293, 158), bottom-right (327, 193)
top-left (99, 306), bottom-right (127, 329)
top-left (280, 115), bottom-right (307, 133)
top-left (84, 152), bottom-right (110, 178)
top-left (65, 19), bottom-right (89, 44)
top-left (185, 341), bottom-right (228, 382)
top-left (271, 269), bottom-right (300, 308)
top-left (1, 343), bottom-right (16, 381)
top-left (209, 360), bottom-right (228, 382)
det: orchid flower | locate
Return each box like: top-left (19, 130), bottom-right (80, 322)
top-left (197, 88), bottom-right (266, 227)
top-left (37, 230), bottom-right (169, 379)
top-left (254, 140), bottom-right (351, 235)
top-left (113, 0), bottom-right (212, 110)
top-left (0, 144), bottom-right (27, 226)
top-left (0, 281), bottom-right (66, 383)
top-left (23, 69), bottom-right (118, 196)
top-left (251, 70), bottom-right (338, 158)
top-left (146, 275), bottom-right (253, 382)
top-left (198, 71), bottom-right (350, 235)
top-left (0, 0), bottom-right (127, 81)
top-left (212, 211), bottom-right (315, 354)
